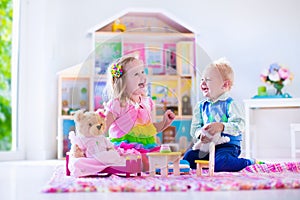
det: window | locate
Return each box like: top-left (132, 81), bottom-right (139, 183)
top-left (0, 0), bottom-right (23, 160)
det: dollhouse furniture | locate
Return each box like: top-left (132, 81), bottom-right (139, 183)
top-left (243, 98), bottom-right (300, 158)
top-left (65, 152), bottom-right (142, 177)
top-left (195, 160), bottom-right (210, 176)
top-left (111, 19), bottom-right (126, 32)
top-left (162, 126), bottom-right (176, 144)
top-left (290, 123), bottom-right (300, 159)
top-left (161, 126), bottom-right (180, 152)
top-left (147, 152), bottom-right (181, 177)
top-left (195, 142), bottom-right (215, 176)
top-left (165, 159), bottom-right (190, 174)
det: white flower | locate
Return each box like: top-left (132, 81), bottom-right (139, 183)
top-left (268, 72), bottom-right (280, 82)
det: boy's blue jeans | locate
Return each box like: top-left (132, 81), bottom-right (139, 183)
top-left (183, 143), bottom-right (252, 172)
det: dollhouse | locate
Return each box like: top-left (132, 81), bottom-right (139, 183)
top-left (57, 11), bottom-right (197, 158)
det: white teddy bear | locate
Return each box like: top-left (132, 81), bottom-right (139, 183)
top-left (68, 109), bottom-right (125, 165)
top-left (192, 128), bottom-right (230, 152)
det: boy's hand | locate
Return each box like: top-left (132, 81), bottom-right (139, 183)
top-left (200, 135), bottom-right (212, 143)
top-left (203, 122), bottom-right (224, 136)
top-left (198, 128), bottom-right (212, 143)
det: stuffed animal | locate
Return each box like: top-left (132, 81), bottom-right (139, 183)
top-left (192, 129), bottom-right (230, 152)
top-left (68, 109), bottom-right (125, 165)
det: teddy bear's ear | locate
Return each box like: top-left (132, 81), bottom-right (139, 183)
top-left (74, 110), bottom-right (85, 122)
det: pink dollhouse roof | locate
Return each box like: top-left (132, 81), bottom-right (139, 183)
top-left (88, 9), bottom-right (195, 34)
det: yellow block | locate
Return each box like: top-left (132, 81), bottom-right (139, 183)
top-left (195, 160), bottom-right (209, 164)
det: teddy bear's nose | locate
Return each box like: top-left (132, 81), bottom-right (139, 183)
top-left (97, 124), bottom-right (102, 130)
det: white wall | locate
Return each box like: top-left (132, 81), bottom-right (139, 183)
top-left (18, 0), bottom-right (300, 159)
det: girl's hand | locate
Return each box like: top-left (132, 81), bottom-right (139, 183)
top-left (153, 110), bottom-right (175, 132)
top-left (163, 109), bottom-right (175, 125)
top-left (203, 122), bottom-right (224, 136)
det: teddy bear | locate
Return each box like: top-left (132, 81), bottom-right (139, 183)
top-left (68, 109), bottom-right (125, 165)
top-left (192, 128), bottom-right (230, 154)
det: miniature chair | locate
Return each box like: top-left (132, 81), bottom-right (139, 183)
top-left (195, 142), bottom-right (215, 176)
top-left (290, 123), bottom-right (300, 159)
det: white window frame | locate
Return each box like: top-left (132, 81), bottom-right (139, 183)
top-left (0, 0), bottom-right (24, 161)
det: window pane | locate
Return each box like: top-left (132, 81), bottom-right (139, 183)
top-left (0, 0), bottom-right (13, 151)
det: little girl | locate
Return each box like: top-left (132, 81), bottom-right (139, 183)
top-left (104, 56), bottom-right (175, 171)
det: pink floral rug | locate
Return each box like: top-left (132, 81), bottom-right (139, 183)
top-left (42, 162), bottom-right (300, 193)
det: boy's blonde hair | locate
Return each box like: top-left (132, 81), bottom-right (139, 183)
top-left (211, 57), bottom-right (234, 90)
top-left (105, 56), bottom-right (141, 106)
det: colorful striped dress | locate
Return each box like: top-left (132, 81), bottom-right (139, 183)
top-left (106, 96), bottom-right (160, 153)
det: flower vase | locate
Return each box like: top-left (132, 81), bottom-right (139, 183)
top-left (273, 82), bottom-right (284, 95)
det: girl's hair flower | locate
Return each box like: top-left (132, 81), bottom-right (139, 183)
top-left (111, 63), bottom-right (123, 78)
